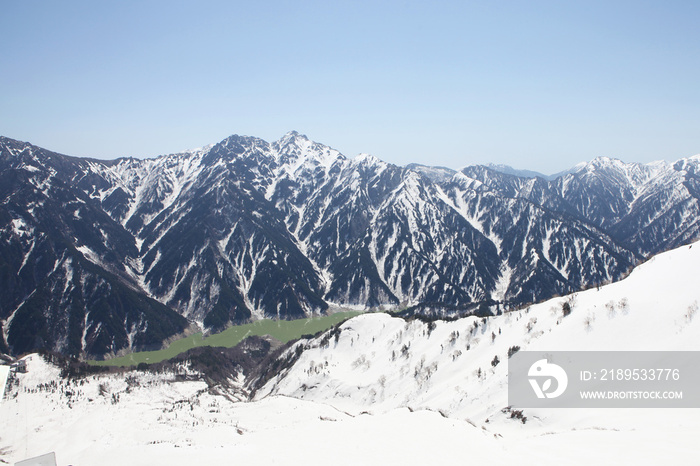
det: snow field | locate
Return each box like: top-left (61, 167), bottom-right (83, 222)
top-left (2, 241), bottom-right (700, 464)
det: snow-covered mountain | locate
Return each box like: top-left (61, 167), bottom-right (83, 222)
top-left (2, 240), bottom-right (698, 465)
top-left (1, 132), bottom-right (699, 357)
top-left (252, 241), bottom-right (700, 420)
top-left (485, 162), bottom-right (554, 180)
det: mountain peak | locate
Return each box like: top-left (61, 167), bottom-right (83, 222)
top-left (484, 163), bottom-right (552, 180)
top-left (219, 133), bottom-right (269, 149)
top-left (673, 155), bottom-right (700, 174)
top-left (0, 136), bottom-right (34, 157)
top-left (283, 130), bottom-right (307, 139)
top-left (276, 131), bottom-right (312, 148)
top-left (591, 155), bottom-right (625, 167)
top-left (569, 156), bottom-right (628, 175)
top-left (270, 132), bottom-right (344, 175)
top-left (353, 153), bottom-right (381, 165)
top-left (406, 163), bottom-right (456, 183)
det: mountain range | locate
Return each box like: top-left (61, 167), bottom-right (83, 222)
top-left (2, 132), bottom-right (699, 357)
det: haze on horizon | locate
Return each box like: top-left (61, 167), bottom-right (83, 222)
top-left (1, 1), bottom-right (699, 175)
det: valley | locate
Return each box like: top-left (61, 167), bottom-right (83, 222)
top-left (89, 310), bottom-right (361, 367)
top-left (2, 132), bottom-right (699, 358)
top-left (2, 241), bottom-right (699, 465)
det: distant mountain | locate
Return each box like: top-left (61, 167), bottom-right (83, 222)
top-left (404, 163), bottom-right (456, 182)
top-left (1, 133), bottom-right (699, 357)
top-left (484, 163), bottom-right (554, 180)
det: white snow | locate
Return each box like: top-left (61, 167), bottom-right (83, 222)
top-left (75, 246), bottom-right (101, 267)
top-left (10, 218), bottom-right (31, 237)
top-left (254, 240), bottom-right (700, 463)
top-left (492, 262), bottom-right (513, 301)
top-left (0, 365), bottom-right (9, 403)
top-left (2, 242), bottom-right (700, 464)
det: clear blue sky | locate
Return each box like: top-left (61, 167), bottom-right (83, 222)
top-left (1, 0), bottom-right (699, 174)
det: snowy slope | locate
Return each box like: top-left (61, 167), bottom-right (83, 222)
top-left (2, 241), bottom-right (700, 465)
top-left (0, 365), bottom-right (8, 402)
top-left (253, 240), bottom-right (700, 451)
top-left (0, 356), bottom-right (506, 466)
